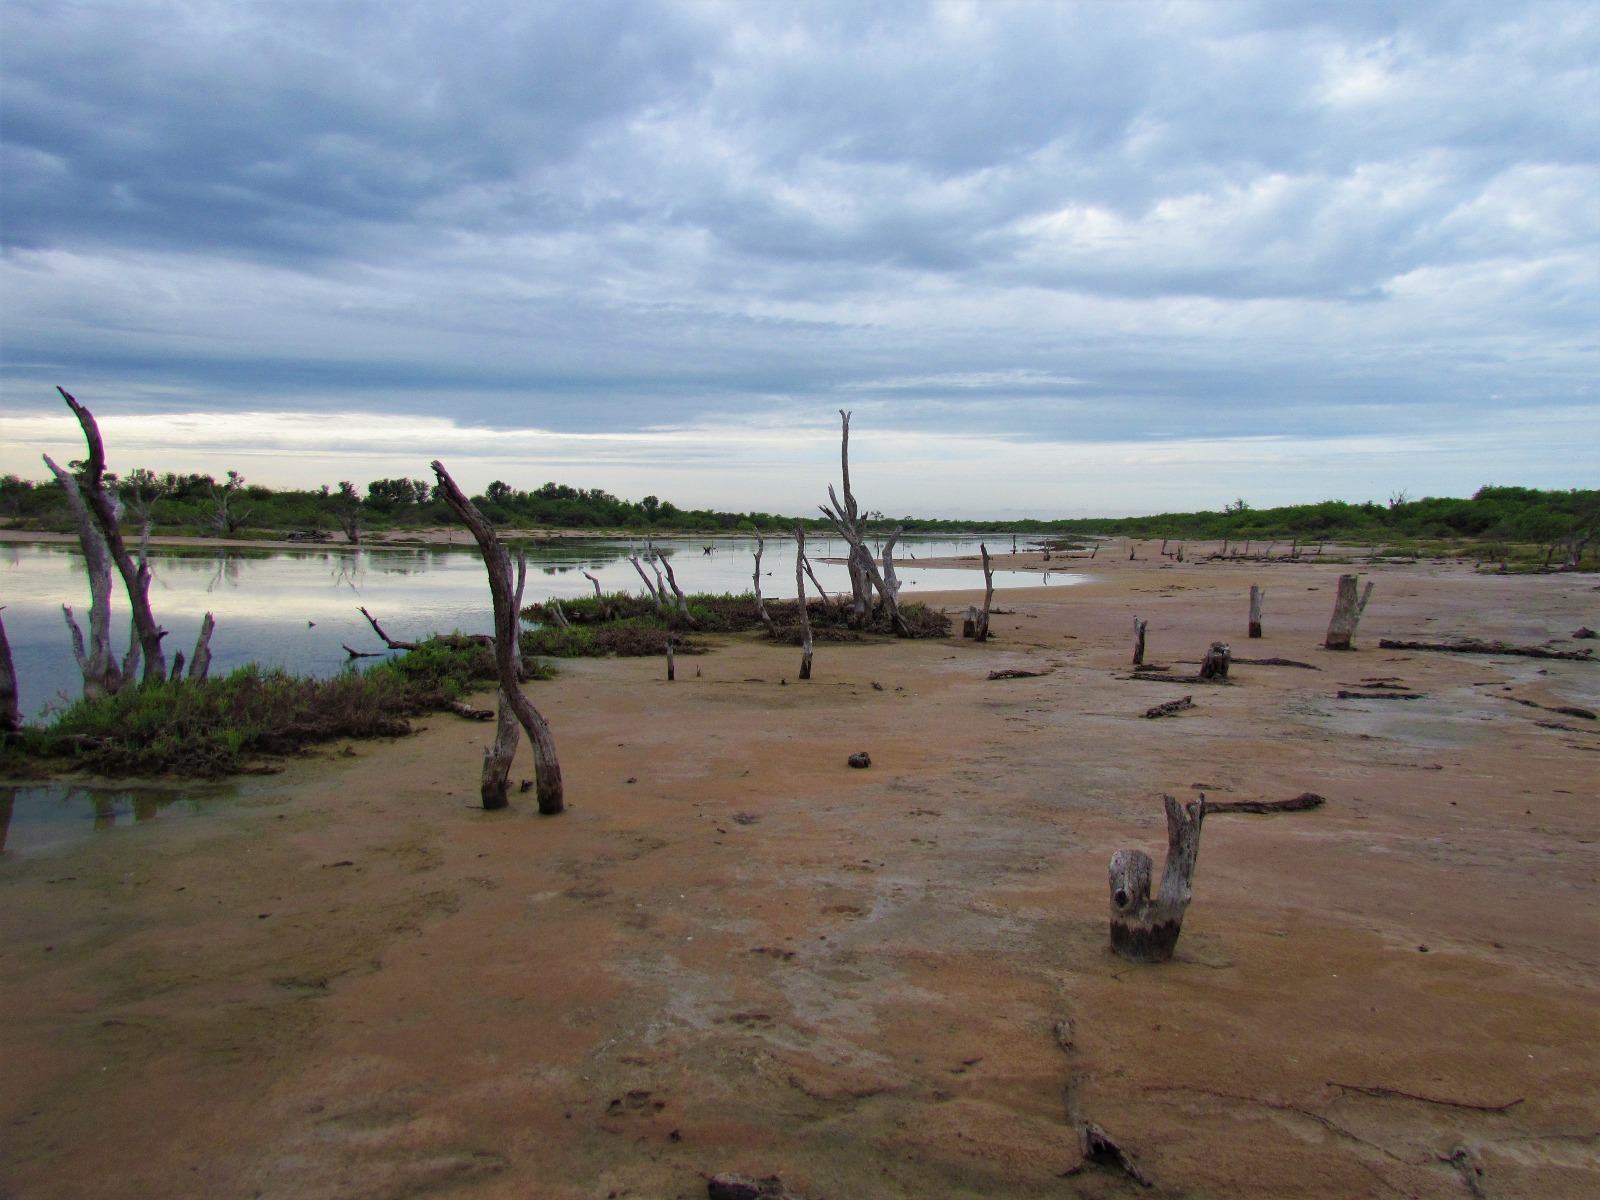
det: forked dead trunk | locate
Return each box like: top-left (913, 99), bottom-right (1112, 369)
top-left (1109, 795), bottom-right (1206, 963)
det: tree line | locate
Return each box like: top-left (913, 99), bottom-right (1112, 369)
top-left (0, 469), bottom-right (1594, 558)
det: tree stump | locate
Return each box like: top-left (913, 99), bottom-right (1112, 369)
top-left (666, 639), bottom-right (676, 682)
top-left (1324, 574), bottom-right (1374, 650)
top-left (1109, 795), bottom-right (1206, 963)
top-left (1131, 618), bottom-right (1148, 666)
top-left (1248, 584), bottom-right (1264, 638)
top-left (1198, 641), bottom-right (1231, 681)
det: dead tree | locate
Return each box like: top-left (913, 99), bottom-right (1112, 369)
top-left (187, 613), bottom-right (216, 681)
top-left (432, 460), bottom-right (563, 815)
top-left (880, 525), bottom-right (904, 610)
top-left (629, 554), bottom-right (665, 606)
top-left (1324, 574), bottom-right (1374, 650)
top-left (1198, 641), bottom-right (1231, 681)
top-left (752, 531), bottom-right (774, 636)
top-left (54, 389), bottom-right (168, 682)
top-left (1132, 618), bottom-right (1148, 666)
top-left (819, 411), bottom-right (909, 636)
top-left (548, 598), bottom-right (570, 631)
top-left (657, 552), bottom-right (694, 625)
top-left (973, 543), bottom-right (995, 642)
top-left (800, 551), bottom-right (837, 617)
top-left (581, 570), bottom-right (610, 619)
top-left (0, 609), bottom-right (19, 731)
top-left (795, 524), bottom-right (814, 680)
top-left (44, 456), bottom-right (125, 698)
top-left (1109, 795), bottom-right (1206, 963)
top-left (1248, 585), bottom-right (1264, 638)
top-left (360, 606), bottom-right (417, 650)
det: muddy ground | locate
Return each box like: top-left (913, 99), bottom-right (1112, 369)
top-left (2, 556), bottom-right (1596, 1199)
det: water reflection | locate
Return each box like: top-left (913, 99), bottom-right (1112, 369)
top-left (2, 536), bottom-right (1086, 720)
top-left (0, 783), bottom-right (229, 857)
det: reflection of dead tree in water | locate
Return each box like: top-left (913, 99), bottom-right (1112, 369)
top-left (207, 552), bottom-right (243, 593)
top-left (432, 459), bottom-right (563, 815)
top-left (818, 410), bottom-right (909, 635)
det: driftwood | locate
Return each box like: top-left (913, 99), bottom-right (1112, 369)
top-left (1248, 584), bottom-right (1264, 639)
top-left (56, 388), bottom-right (169, 682)
top-left (1206, 792), bottom-right (1325, 814)
top-left (448, 701), bottom-right (495, 720)
top-left (433, 461), bottom-right (563, 815)
top-left (1143, 696), bottom-right (1194, 719)
top-left (1338, 689), bottom-right (1423, 700)
top-left (988, 669), bottom-right (1049, 680)
top-left (1069, 1122), bottom-right (1153, 1188)
top-left (1493, 695), bottom-right (1597, 720)
top-left (1232, 656), bottom-right (1319, 669)
top-left (1109, 795), bottom-right (1205, 963)
top-left (1198, 642), bottom-right (1231, 681)
top-left (707, 1174), bottom-right (804, 1200)
top-left (0, 609), bottom-right (18, 731)
top-left (752, 531), bottom-right (774, 636)
top-left (1378, 638), bottom-right (1595, 662)
top-left (360, 606), bottom-right (417, 650)
top-left (1132, 617), bottom-right (1148, 666)
top-left (1324, 573), bottom-right (1374, 650)
top-left (795, 524), bottom-right (814, 680)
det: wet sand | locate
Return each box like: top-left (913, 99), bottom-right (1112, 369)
top-left (2, 556), bottom-right (1596, 1198)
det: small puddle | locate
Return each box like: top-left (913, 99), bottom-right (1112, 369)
top-left (0, 784), bottom-right (232, 858)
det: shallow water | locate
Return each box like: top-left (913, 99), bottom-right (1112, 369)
top-left (1, 536), bottom-right (1086, 720)
top-left (0, 783), bottom-right (230, 857)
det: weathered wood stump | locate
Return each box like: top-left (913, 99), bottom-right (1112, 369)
top-left (1248, 584), bottom-right (1264, 638)
top-left (1109, 795), bottom-right (1206, 963)
top-left (1131, 618), bottom-right (1148, 666)
top-left (1324, 573), bottom-right (1374, 650)
top-left (666, 639), bottom-right (676, 682)
top-left (1198, 641), bottom-right (1230, 681)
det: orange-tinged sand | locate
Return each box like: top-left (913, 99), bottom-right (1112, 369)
top-left (2, 554), bottom-right (1597, 1198)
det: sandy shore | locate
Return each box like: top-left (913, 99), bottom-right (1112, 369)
top-left (3, 555), bottom-right (1597, 1198)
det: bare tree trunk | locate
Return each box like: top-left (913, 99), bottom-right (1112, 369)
top-left (480, 699), bottom-right (519, 809)
top-left (1109, 795), bottom-right (1206, 963)
top-left (56, 388), bottom-right (168, 682)
top-left (581, 570), bottom-right (610, 619)
top-left (658, 552), bottom-right (694, 624)
top-left (1324, 574), bottom-right (1374, 650)
top-left (629, 554), bottom-right (664, 605)
top-left (548, 598), bottom-right (570, 630)
top-left (1132, 617), bottom-right (1148, 666)
top-left (800, 551), bottom-right (837, 617)
top-left (795, 525), bottom-right (814, 680)
top-left (880, 525), bottom-right (904, 607)
top-left (974, 543), bottom-right (994, 642)
top-left (666, 639), bottom-right (675, 681)
top-left (1198, 641), bottom-right (1231, 681)
top-left (432, 460), bottom-right (563, 815)
top-left (1248, 585), bottom-right (1264, 638)
top-left (819, 411), bottom-right (910, 636)
top-left (753, 532), bottom-right (774, 636)
top-left (963, 607), bottom-right (978, 638)
top-left (0, 610), bottom-right (20, 731)
top-left (188, 613), bottom-right (216, 681)
top-left (45, 456), bottom-right (121, 698)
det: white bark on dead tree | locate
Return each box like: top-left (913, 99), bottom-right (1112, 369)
top-left (819, 411), bottom-right (910, 636)
top-left (629, 554), bottom-right (664, 606)
top-left (658, 552), bottom-right (694, 624)
top-left (1248, 585), bottom-right (1264, 639)
top-left (800, 550), bottom-right (837, 617)
top-left (45, 455), bottom-right (123, 698)
top-left (1109, 794), bottom-right (1206, 963)
top-left (432, 460), bottom-right (563, 815)
top-left (880, 525), bottom-right (904, 607)
top-left (1324, 574), bottom-right (1374, 650)
top-left (753, 531), bottom-right (774, 636)
top-left (973, 543), bottom-right (995, 642)
top-left (188, 613), bottom-right (216, 681)
top-left (56, 388), bottom-right (168, 682)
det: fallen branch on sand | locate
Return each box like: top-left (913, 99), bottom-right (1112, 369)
top-left (708, 1173), bottom-right (804, 1200)
top-left (1493, 694), bottom-right (1597, 720)
top-left (1124, 671), bottom-right (1230, 685)
top-left (1337, 690), bottom-right (1424, 701)
top-left (1206, 792), bottom-right (1325, 815)
top-left (1326, 1081), bottom-right (1523, 1113)
top-left (447, 701), bottom-right (495, 721)
top-left (1064, 1122), bottom-right (1153, 1188)
top-left (988, 668), bottom-right (1049, 680)
top-left (1231, 656), bottom-right (1320, 670)
top-left (1378, 638), bottom-right (1594, 661)
top-left (1143, 696), bottom-right (1194, 719)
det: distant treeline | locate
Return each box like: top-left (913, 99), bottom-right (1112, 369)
top-left (0, 470), bottom-right (1594, 556)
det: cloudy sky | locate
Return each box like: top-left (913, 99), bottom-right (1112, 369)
top-left (2, 1), bottom-right (1594, 516)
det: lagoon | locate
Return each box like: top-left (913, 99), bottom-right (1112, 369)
top-left (1, 536), bottom-right (1087, 721)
